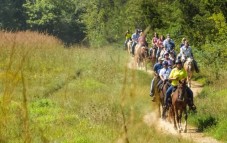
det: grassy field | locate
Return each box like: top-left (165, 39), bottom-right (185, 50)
top-left (0, 31), bottom-right (197, 143)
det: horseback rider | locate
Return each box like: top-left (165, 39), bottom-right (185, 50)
top-left (163, 52), bottom-right (174, 68)
top-left (138, 31), bottom-right (149, 56)
top-left (179, 41), bottom-right (199, 73)
top-left (156, 35), bottom-right (165, 60)
top-left (164, 60), bottom-right (196, 111)
top-left (157, 61), bottom-right (172, 89)
top-left (180, 37), bottom-right (186, 49)
top-left (131, 29), bottom-right (140, 56)
top-left (149, 57), bottom-right (164, 101)
top-left (163, 34), bottom-right (175, 51)
top-left (124, 30), bottom-right (132, 49)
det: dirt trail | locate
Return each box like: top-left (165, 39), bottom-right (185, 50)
top-left (128, 57), bottom-right (222, 143)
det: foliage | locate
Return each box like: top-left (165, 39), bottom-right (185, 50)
top-left (23, 0), bottom-right (85, 44)
top-left (0, 0), bottom-right (27, 30)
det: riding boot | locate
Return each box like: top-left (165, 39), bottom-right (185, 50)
top-left (193, 60), bottom-right (200, 73)
top-left (188, 97), bottom-right (197, 111)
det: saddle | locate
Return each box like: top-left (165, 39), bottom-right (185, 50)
top-left (158, 80), bottom-right (170, 91)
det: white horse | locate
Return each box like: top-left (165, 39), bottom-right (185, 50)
top-left (183, 57), bottom-right (194, 87)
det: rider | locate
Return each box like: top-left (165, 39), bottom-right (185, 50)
top-left (156, 35), bottom-right (165, 60)
top-left (180, 37), bottom-right (186, 49)
top-left (157, 61), bottom-right (172, 88)
top-left (138, 32), bottom-right (149, 56)
top-left (164, 34), bottom-right (175, 52)
top-left (149, 57), bottom-right (164, 101)
top-left (131, 29), bottom-right (140, 56)
top-left (138, 32), bottom-right (147, 47)
top-left (152, 32), bottom-right (159, 48)
top-left (163, 52), bottom-right (173, 68)
top-left (124, 30), bottom-right (132, 49)
top-left (179, 41), bottom-right (199, 73)
top-left (164, 60), bottom-right (196, 111)
top-left (149, 32), bottom-right (159, 57)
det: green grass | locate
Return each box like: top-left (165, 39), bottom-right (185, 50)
top-left (0, 31), bottom-right (198, 143)
top-left (188, 81), bottom-right (227, 142)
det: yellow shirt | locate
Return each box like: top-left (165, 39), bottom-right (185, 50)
top-left (125, 33), bottom-right (131, 40)
top-left (169, 68), bottom-right (187, 86)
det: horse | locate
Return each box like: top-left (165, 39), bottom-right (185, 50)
top-left (159, 81), bottom-right (171, 120)
top-left (183, 57), bottom-right (194, 88)
top-left (152, 75), bottom-right (162, 117)
top-left (148, 46), bottom-right (157, 67)
top-left (134, 44), bottom-right (148, 70)
top-left (127, 40), bottom-right (132, 54)
top-left (170, 79), bottom-right (188, 133)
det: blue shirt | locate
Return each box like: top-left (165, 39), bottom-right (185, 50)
top-left (131, 33), bottom-right (140, 42)
top-left (153, 63), bottom-right (163, 74)
top-left (164, 41), bottom-right (175, 51)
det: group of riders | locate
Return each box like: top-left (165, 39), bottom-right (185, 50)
top-left (124, 29), bottom-right (199, 115)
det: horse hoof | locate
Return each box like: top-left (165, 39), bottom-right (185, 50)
top-left (184, 129), bottom-right (187, 133)
top-left (178, 129), bottom-right (181, 133)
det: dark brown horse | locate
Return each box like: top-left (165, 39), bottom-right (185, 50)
top-left (170, 79), bottom-right (188, 133)
top-left (160, 81), bottom-right (171, 120)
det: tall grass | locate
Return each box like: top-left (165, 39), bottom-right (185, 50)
top-left (188, 74), bottom-right (227, 141)
top-left (0, 31), bottom-right (194, 142)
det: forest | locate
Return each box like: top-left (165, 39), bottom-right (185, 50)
top-left (0, 0), bottom-right (226, 46)
top-left (1, 0), bottom-right (226, 79)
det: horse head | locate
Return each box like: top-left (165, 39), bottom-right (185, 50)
top-left (184, 57), bottom-right (194, 71)
top-left (177, 79), bottom-right (187, 101)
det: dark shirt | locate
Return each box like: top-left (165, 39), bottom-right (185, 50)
top-left (153, 63), bottom-right (163, 74)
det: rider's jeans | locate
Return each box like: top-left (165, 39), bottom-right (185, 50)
top-left (165, 85), bottom-right (175, 105)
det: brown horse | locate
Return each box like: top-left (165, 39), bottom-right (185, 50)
top-left (170, 79), bottom-right (188, 133)
top-left (152, 75), bottom-right (162, 117)
top-left (134, 44), bottom-right (148, 70)
top-left (150, 47), bottom-right (157, 67)
top-left (184, 57), bottom-right (194, 87)
top-left (160, 81), bottom-right (171, 120)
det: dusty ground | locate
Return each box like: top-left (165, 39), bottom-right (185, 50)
top-left (128, 57), bottom-right (222, 143)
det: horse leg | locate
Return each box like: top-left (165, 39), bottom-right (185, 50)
top-left (176, 108), bottom-right (182, 133)
top-left (183, 109), bottom-right (188, 133)
top-left (173, 106), bottom-right (177, 130)
top-left (189, 74), bottom-right (192, 88)
top-left (179, 110), bottom-right (183, 132)
top-left (187, 75), bottom-right (191, 88)
top-left (128, 44), bottom-right (131, 54)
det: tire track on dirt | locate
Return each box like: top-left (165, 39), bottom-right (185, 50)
top-left (128, 57), bottom-right (222, 143)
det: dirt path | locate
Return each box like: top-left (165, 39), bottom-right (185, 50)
top-left (128, 57), bottom-right (222, 143)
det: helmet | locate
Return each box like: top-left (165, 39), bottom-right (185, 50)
top-left (164, 52), bottom-right (169, 55)
top-left (175, 60), bottom-right (182, 64)
top-left (162, 61), bottom-right (168, 66)
top-left (158, 57), bottom-right (164, 61)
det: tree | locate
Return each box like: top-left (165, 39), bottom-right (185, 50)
top-left (0, 0), bottom-right (27, 30)
top-left (24, 0), bottom-right (85, 44)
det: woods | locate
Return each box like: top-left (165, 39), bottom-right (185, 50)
top-left (0, 0), bottom-right (226, 46)
top-left (1, 0), bottom-right (226, 88)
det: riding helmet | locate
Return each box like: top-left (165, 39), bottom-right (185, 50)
top-left (162, 61), bottom-right (168, 66)
top-left (175, 60), bottom-right (182, 64)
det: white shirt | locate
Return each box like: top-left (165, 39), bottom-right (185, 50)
top-left (159, 67), bottom-right (172, 80)
top-left (180, 46), bottom-right (193, 58)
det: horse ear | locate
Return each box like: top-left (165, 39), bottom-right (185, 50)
top-left (179, 80), bottom-right (182, 84)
